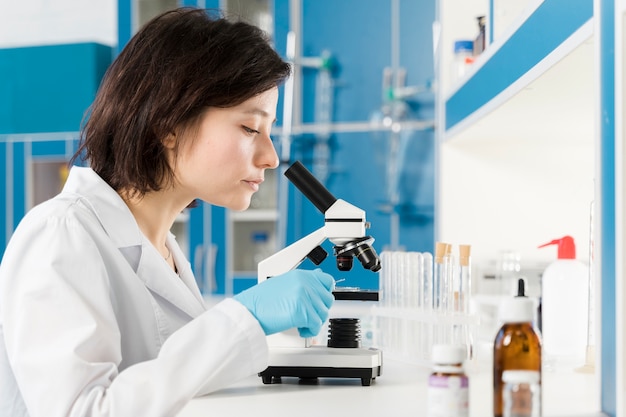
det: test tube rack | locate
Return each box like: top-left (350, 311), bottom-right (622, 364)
top-left (371, 247), bottom-right (478, 366)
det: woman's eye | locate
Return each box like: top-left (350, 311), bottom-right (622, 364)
top-left (242, 125), bottom-right (260, 135)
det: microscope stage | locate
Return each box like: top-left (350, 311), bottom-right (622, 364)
top-left (259, 346), bottom-right (382, 386)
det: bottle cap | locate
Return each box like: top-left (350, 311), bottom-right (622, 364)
top-left (454, 40), bottom-right (474, 53)
top-left (499, 278), bottom-right (534, 323)
top-left (538, 235), bottom-right (576, 259)
top-left (434, 242), bottom-right (448, 264)
top-left (459, 244), bottom-right (471, 266)
top-left (431, 344), bottom-right (466, 365)
top-left (502, 370), bottom-right (540, 384)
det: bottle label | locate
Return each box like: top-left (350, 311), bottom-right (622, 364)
top-left (503, 382), bottom-right (540, 417)
top-left (427, 375), bottom-right (469, 417)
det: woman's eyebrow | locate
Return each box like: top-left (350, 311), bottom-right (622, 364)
top-left (242, 108), bottom-right (277, 124)
top-left (243, 108), bottom-right (270, 117)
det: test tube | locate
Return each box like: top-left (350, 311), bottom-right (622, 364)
top-left (406, 252), bottom-right (419, 359)
top-left (441, 244), bottom-right (455, 344)
top-left (390, 251), bottom-right (401, 310)
top-left (456, 244), bottom-right (473, 358)
top-left (422, 251), bottom-right (433, 359)
top-left (396, 251), bottom-right (408, 356)
top-left (422, 251), bottom-right (433, 311)
top-left (378, 251), bottom-right (389, 308)
top-left (433, 242), bottom-right (447, 311)
top-left (390, 251), bottom-right (402, 354)
top-left (377, 251), bottom-right (390, 351)
top-left (410, 252), bottom-right (423, 310)
top-left (442, 243), bottom-right (454, 314)
top-left (458, 244), bottom-right (472, 314)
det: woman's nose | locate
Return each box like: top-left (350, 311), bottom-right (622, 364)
top-left (257, 134), bottom-right (279, 169)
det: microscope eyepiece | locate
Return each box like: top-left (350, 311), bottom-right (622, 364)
top-left (334, 236), bottom-right (382, 272)
top-left (285, 161), bottom-right (337, 213)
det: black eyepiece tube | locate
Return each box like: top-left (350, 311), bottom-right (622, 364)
top-left (285, 161), bottom-right (337, 213)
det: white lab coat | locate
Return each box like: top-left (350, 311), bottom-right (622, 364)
top-left (0, 166), bottom-right (268, 417)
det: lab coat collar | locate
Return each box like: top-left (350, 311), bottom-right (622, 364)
top-left (63, 166), bottom-right (205, 318)
top-left (63, 166), bottom-right (142, 249)
top-left (135, 241), bottom-right (206, 317)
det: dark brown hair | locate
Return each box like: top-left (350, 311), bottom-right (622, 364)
top-left (72, 7), bottom-right (291, 195)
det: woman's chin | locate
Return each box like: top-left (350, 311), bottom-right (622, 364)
top-left (227, 199), bottom-right (252, 212)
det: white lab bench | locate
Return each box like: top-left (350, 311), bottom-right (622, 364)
top-left (178, 356), bottom-right (601, 417)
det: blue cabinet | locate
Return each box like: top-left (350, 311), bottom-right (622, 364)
top-left (0, 135), bottom-right (80, 254)
top-left (0, 42), bottom-right (112, 258)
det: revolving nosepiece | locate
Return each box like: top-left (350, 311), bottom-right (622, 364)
top-left (334, 236), bottom-right (382, 272)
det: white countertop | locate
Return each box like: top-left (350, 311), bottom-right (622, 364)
top-left (178, 356), bottom-right (602, 417)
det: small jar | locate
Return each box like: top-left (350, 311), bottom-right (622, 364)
top-left (427, 344), bottom-right (469, 417)
top-left (452, 40), bottom-right (475, 84)
top-left (502, 370), bottom-right (541, 417)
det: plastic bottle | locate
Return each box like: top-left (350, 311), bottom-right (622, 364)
top-left (427, 344), bottom-right (469, 417)
top-left (452, 40), bottom-right (475, 84)
top-left (493, 279), bottom-right (542, 417)
top-left (502, 370), bottom-right (541, 417)
top-left (538, 235), bottom-right (588, 367)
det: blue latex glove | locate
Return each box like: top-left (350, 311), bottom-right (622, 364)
top-left (234, 268), bottom-right (335, 338)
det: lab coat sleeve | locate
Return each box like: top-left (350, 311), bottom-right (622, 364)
top-left (0, 210), bottom-right (268, 417)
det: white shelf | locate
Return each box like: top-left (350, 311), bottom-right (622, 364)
top-left (437, 0), bottom-right (595, 266)
top-left (443, 0), bottom-right (594, 140)
top-left (444, 21), bottom-right (593, 145)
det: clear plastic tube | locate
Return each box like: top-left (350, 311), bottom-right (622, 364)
top-left (379, 251), bottom-right (390, 308)
top-left (390, 251), bottom-right (401, 309)
top-left (377, 251), bottom-right (390, 351)
top-left (442, 244), bottom-right (454, 314)
top-left (411, 252), bottom-right (423, 310)
top-left (422, 252), bottom-right (433, 359)
top-left (459, 244), bottom-right (472, 314)
top-left (433, 242), bottom-right (447, 311)
top-left (422, 251), bottom-right (433, 310)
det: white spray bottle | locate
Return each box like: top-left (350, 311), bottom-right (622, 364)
top-left (538, 235), bottom-right (588, 368)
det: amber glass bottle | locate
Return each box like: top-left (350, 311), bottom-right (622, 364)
top-left (493, 279), bottom-right (542, 417)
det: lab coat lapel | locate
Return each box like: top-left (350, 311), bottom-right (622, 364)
top-left (136, 244), bottom-right (206, 318)
top-left (167, 234), bottom-right (206, 307)
top-left (63, 167), bottom-right (206, 318)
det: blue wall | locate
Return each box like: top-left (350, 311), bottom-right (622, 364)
top-left (274, 0), bottom-right (436, 290)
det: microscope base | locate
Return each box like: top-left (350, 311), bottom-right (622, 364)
top-left (258, 346), bottom-right (382, 386)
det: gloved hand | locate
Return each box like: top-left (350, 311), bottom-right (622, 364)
top-left (234, 268), bottom-right (335, 338)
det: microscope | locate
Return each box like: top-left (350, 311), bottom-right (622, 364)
top-left (257, 161), bottom-right (383, 386)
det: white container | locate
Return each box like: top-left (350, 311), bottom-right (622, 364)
top-left (451, 40), bottom-right (474, 85)
top-left (427, 344), bottom-right (469, 417)
top-left (539, 236), bottom-right (588, 367)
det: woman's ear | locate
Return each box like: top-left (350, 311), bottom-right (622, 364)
top-left (163, 133), bottom-right (177, 150)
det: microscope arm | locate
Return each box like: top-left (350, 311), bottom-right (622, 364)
top-left (257, 197), bottom-right (370, 282)
top-left (257, 227), bottom-right (327, 282)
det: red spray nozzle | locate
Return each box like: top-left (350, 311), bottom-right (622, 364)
top-left (538, 235), bottom-right (576, 259)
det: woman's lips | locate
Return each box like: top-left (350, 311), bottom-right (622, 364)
top-left (244, 179), bottom-right (263, 192)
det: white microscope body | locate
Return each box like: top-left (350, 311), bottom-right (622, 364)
top-left (257, 161), bottom-right (382, 386)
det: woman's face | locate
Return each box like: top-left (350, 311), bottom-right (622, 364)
top-left (174, 87), bottom-right (280, 211)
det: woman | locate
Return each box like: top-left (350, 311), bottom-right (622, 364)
top-left (0, 8), bottom-right (335, 417)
